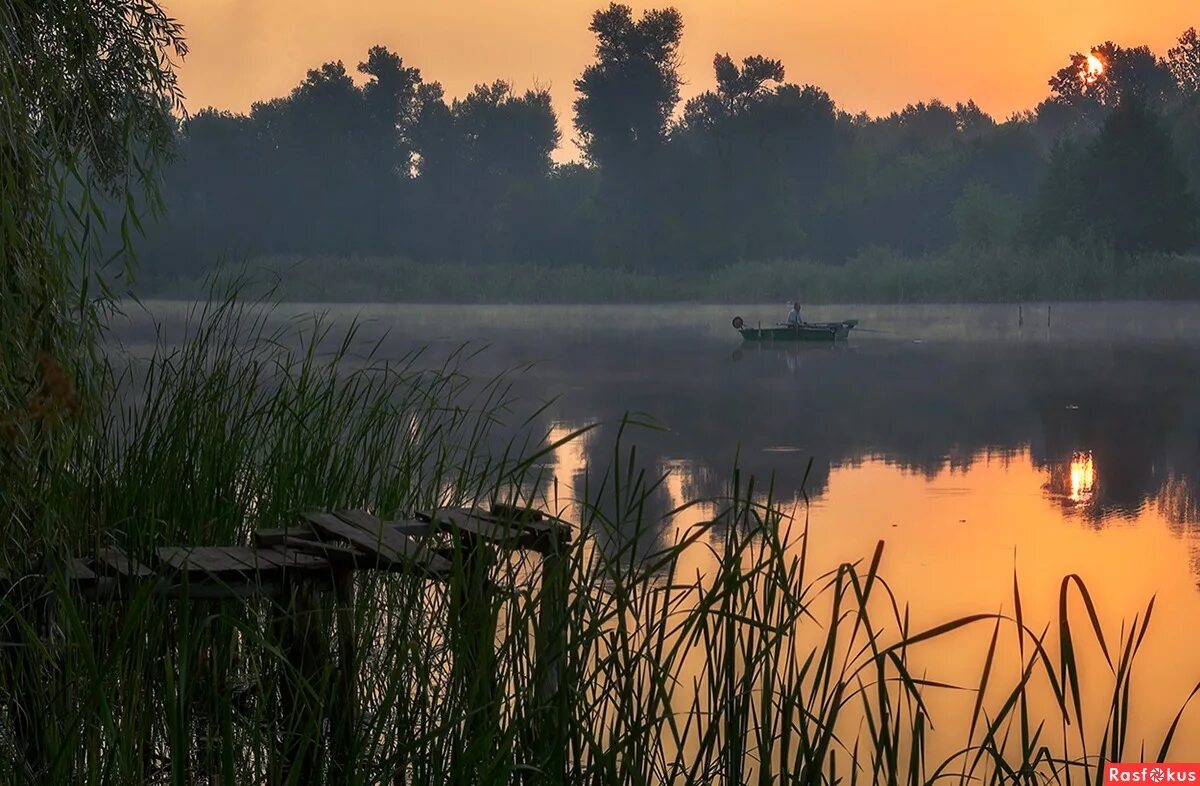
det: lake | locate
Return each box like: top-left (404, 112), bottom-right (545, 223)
top-left (120, 300), bottom-right (1200, 755)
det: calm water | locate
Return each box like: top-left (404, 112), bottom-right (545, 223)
top-left (122, 300), bottom-right (1200, 752)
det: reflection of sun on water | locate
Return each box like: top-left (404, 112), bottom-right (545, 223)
top-left (1069, 450), bottom-right (1095, 504)
top-left (544, 422), bottom-right (590, 513)
top-left (536, 434), bottom-right (1200, 759)
top-left (805, 450), bottom-right (1200, 757)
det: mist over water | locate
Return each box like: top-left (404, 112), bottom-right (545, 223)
top-left (118, 299), bottom-right (1200, 749)
top-left (120, 300), bottom-right (1200, 536)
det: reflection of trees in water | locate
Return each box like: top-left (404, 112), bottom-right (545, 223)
top-left (1029, 349), bottom-right (1200, 526)
top-left (1159, 475), bottom-right (1200, 527)
top-left (504, 338), bottom-right (1200, 546)
top-left (1164, 475), bottom-right (1200, 589)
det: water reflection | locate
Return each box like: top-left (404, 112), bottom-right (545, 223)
top-left (528, 334), bottom-right (1200, 547)
top-left (116, 301), bottom-right (1200, 753)
top-left (116, 301), bottom-right (1200, 557)
top-left (1044, 449), bottom-right (1098, 509)
top-left (1068, 450), bottom-right (1096, 504)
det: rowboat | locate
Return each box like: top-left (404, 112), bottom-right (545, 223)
top-left (732, 316), bottom-right (858, 342)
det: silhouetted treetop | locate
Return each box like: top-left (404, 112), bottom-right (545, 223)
top-left (894, 99), bottom-right (958, 149)
top-left (573, 3), bottom-right (684, 167)
top-left (714, 54), bottom-right (786, 115)
top-left (1169, 28), bottom-right (1200, 95)
top-left (134, 13), bottom-right (1200, 281)
top-left (954, 100), bottom-right (996, 135)
top-left (452, 82), bottom-right (560, 179)
top-left (679, 53), bottom-right (786, 134)
top-left (358, 46), bottom-right (424, 174)
top-left (1041, 42), bottom-right (1176, 138)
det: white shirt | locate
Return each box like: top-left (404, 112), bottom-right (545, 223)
top-left (786, 307), bottom-right (803, 326)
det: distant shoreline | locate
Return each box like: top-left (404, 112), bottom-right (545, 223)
top-left (137, 247), bottom-right (1200, 305)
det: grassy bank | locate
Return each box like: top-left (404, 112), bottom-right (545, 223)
top-left (140, 243), bottom-right (1200, 304)
top-left (2, 295), bottom-right (1198, 783)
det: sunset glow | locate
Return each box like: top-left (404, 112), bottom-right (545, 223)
top-left (164, 0), bottom-right (1197, 137)
top-left (1086, 52), bottom-right (1106, 80)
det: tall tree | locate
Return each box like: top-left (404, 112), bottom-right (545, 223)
top-left (358, 45), bottom-right (425, 176)
top-left (712, 53), bottom-right (786, 117)
top-left (1032, 100), bottom-right (1196, 253)
top-left (454, 82), bottom-right (560, 180)
top-left (573, 3), bottom-right (684, 169)
top-left (680, 53), bottom-right (786, 136)
top-left (674, 53), bottom-right (838, 263)
top-left (1040, 42), bottom-right (1176, 137)
top-left (1168, 28), bottom-right (1200, 95)
top-left (419, 81), bottom-right (561, 260)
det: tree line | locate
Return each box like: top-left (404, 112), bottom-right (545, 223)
top-left (141, 5), bottom-right (1200, 282)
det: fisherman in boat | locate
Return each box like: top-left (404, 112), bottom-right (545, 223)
top-left (785, 301), bottom-right (803, 327)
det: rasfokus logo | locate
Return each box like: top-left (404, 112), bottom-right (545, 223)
top-left (1107, 764), bottom-right (1200, 783)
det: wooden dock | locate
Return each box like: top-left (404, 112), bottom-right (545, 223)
top-left (7, 503), bottom-right (574, 781)
top-left (57, 504), bottom-right (571, 600)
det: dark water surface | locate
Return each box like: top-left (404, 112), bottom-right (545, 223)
top-left (122, 301), bottom-right (1200, 750)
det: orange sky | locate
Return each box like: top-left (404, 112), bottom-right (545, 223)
top-left (166, 0), bottom-right (1197, 156)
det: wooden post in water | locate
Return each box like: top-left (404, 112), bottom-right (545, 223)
top-left (329, 564), bottom-right (359, 783)
top-left (446, 520), bottom-right (498, 780)
top-left (275, 575), bottom-right (327, 785)
top-left (534, 523), bottom-right (569, 781)
top-left (1018, 304), bottom-right (1023, 327)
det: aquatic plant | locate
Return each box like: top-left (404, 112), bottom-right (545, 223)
top-left (1, 295), bottom-right (1195, 784)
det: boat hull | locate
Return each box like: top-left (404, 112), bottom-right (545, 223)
top-left (737, 321), bottom-right (856, 342)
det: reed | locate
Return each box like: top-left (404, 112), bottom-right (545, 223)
top-left (0, 291), bottom-right (1196, 785)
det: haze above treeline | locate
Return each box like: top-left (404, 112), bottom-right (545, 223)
top-left (139, 5), bottom-right (1200, 302)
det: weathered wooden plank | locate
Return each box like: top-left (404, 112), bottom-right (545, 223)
top-left (157, 546), bottom-right (259, 576)
top-left (156, 546), bottom-right (203, 574)
top-left (490, 505), bottom-right (573, 552)
top-left (438, 506), bottom-right (563, 535)
top-left (422, 507), bottom-right (571, 553)
top-left (425, 508), bottom-right (521, 546)
top-left (488, 504), bottom-right (573, 543)
top-left (383, 519), bottom-right (433, 537)
top-left (490, 502), bottom-right (545, 521)
top-left (263, 546), bottom-right (330, 571)
top-left (234, 546), bottom-right (326, 574)
top-left (254, 526), bottom-right (314, 548)
top-left (278, 537), bottom-right (358, 563)
top-left (94, 547), bottom-right (155, 578)
top-left (244, 548), bottom-right (286, 569)
top-left (224, 547), bottom-right (293, 576)
top-left (65, 558), bottom-right (97, 583)
top-left (304, 511), bottom-right (449, 578)
top-left (333, 511), bottom-right (452, 577)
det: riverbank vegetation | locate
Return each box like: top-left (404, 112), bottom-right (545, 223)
top-left (133, 8), bottom-right (1200, 301)
top-left (144, 244), bottom-right (1200, 303)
